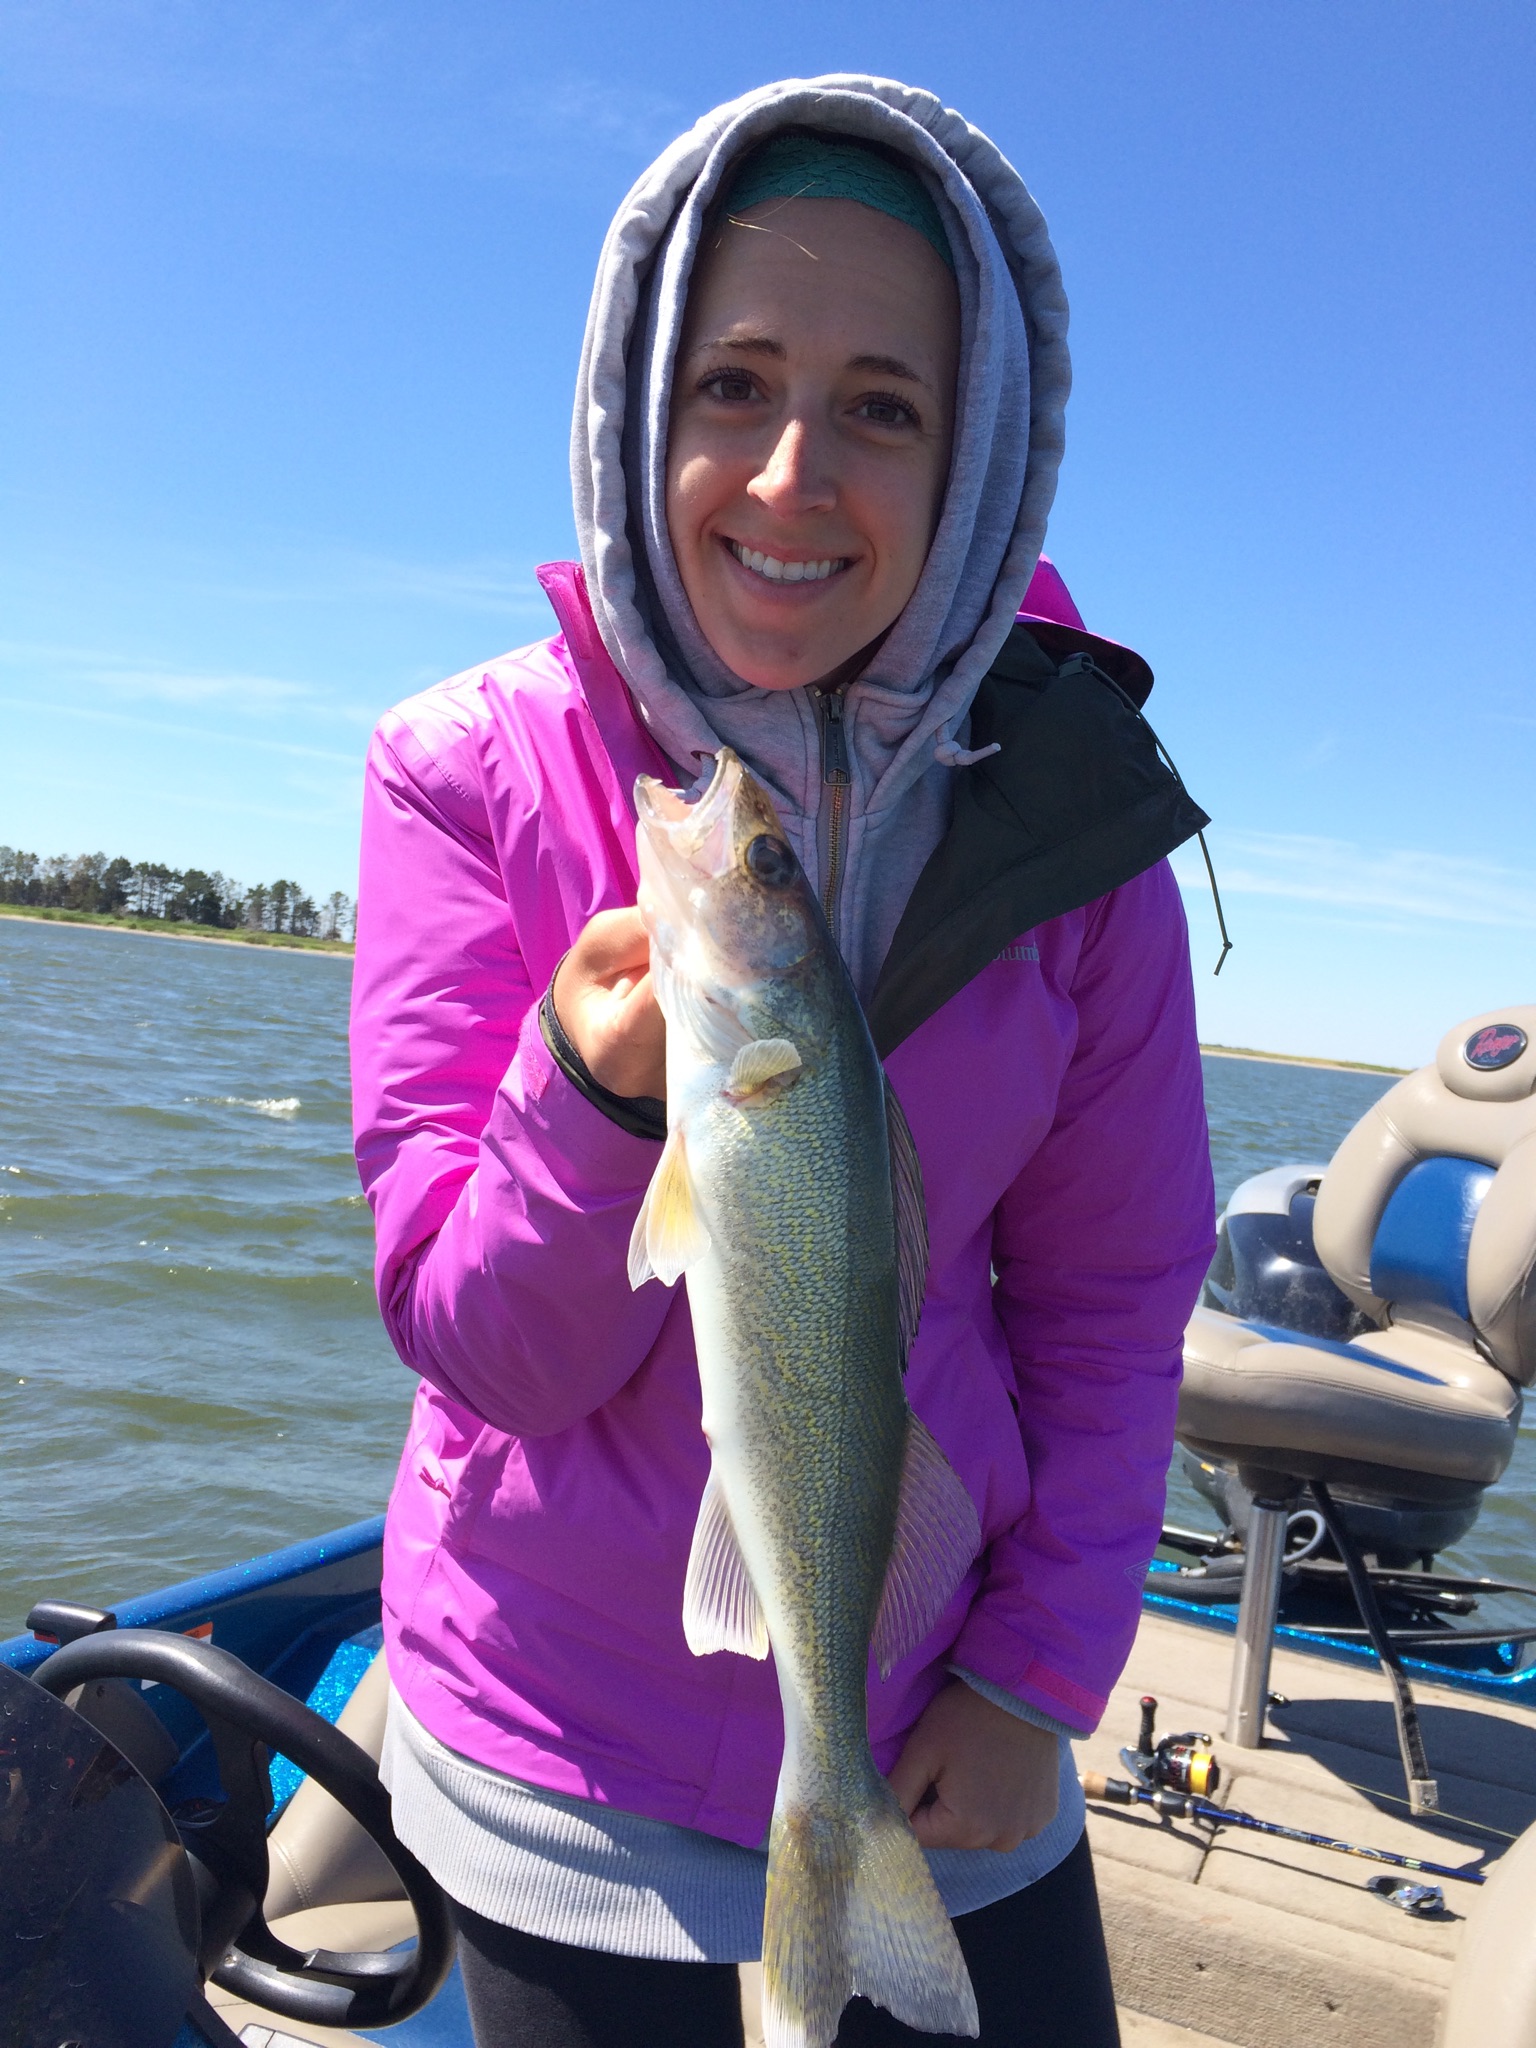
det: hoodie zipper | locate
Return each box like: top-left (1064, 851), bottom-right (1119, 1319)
top-left (818, 685), bottom-right (851, 939)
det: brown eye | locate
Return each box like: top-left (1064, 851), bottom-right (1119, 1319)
top-left (703, 369), bottom-right (757, 403)
top-left (746, 835), bottom-right (795, 887)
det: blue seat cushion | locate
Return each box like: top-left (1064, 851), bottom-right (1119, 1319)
top-left (1240, 1319), bottom-right (1441, 1384)
top-left (1369, 1155), bottom-right (1495, 1323)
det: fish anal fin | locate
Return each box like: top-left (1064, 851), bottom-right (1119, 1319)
top-left (683, 1467), bottom-right (770, 1660)
top-left (627, 1126), bottom-right (710, 1290)
top-left (883, 1078), bottom-right (928, 1368)
top-left (724, 1037), bottom-right (802, 1105)
top-left (873, 1413), bottom-right (981, 1679)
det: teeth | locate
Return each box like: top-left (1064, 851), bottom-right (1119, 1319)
top-left (730, 542), bottom-right (846, 584)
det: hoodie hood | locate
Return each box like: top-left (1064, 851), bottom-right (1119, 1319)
top-left (570, 75), bottom-right (1071, 992)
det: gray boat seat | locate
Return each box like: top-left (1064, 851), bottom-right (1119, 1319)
top-left (263, 1647), bottom-right (407, 1920)
top-left (1180, 1305), bottom-right (1520, 1497)
top-left (1180, 1004), bottom-right (1536, 1504)
top-left (1442, 1811), bottom-right (1536, 2048)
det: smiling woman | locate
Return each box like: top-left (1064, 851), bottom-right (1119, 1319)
top-left (667, 189), bottom-right (959, 691)
top-left (348, 73), bottom-right (1213, 2048)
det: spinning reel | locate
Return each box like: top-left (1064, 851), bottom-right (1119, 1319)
top-left (1120, 1695), bottom-right (1221, 1799)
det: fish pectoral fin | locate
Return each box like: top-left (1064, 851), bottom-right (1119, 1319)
top-left (627, 1127), bottom-right (711, 1290)
top-left (884, 1077), bottom-right (929, 1369)
top-left (873, 1413), bottom-right (981, 1679)
top-left (683, 1467), bottom-right (770, 1660)
top-left (666, 969), bottom-right (754, 1065)
top-left (723, 1037), bottom-right (802, 1104)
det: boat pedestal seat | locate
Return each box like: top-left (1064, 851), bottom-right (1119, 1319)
top-left (1179, 1303), bottom-right (1520, 1503)
top-left (1181, 1004), bottom-right (1536, 1754)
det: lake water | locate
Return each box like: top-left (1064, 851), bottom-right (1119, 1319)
top-left (1, 915), bottom-right (1531, 1637)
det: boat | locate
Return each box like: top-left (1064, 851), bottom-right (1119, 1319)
top-left (4, 1005), bottom-right (1535, 2046)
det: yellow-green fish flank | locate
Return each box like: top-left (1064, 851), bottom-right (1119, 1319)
top-left (630, 749), bottom-right (982, 2048)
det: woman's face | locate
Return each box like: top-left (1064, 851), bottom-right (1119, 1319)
top-left (666, 196), bottom-right (960, 693)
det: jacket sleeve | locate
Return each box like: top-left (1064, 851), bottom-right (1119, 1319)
top-left (946, 861), bottom-right (1216, 1733)
top-left (349, 715), bottom-right (677, 1438)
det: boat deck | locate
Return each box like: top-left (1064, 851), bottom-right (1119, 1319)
top-left (1081, 1607), bottom-right (1536, 2048)
top-left (208, 1602), bottom-right (1536, 2048)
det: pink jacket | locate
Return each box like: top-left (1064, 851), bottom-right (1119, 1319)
top-left (351, 562), bottom-right (1215, 1846)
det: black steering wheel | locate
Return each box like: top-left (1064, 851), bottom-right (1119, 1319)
top-left (35, 1629), bottom-right (454, 2031)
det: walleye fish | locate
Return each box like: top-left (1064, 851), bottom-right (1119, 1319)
top-left (629, 749), bottom-right (982, 2048)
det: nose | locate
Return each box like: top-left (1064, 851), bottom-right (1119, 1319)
top-left (747, 417), bottom-right (836, 520)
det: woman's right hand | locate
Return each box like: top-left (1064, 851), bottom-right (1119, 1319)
top-left (551, 907), bottom-right (666, 1101)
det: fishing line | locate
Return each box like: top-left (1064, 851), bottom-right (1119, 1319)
top-left (1326, 1778), bottom-right (1519, 1843)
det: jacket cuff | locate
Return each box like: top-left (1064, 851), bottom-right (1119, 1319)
top-left (509, 1000), bottom-right (663, 1197)
top-left (948, 1666), bottom-right (1078, 1742)
top-left (537, 976), bottom-right (666, 1143)
top-left (946, 1606), bottom-right (1107, 1736)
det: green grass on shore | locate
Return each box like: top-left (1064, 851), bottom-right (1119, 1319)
top-left (1200, 1041), bottom-right (1406, 1076)
top-left (0, 904), bottom-right (354, 955)
top-left (0, 910), bottom-right (1412, 1065)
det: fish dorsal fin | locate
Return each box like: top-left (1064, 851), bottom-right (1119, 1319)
top-left (872, 1413), bottom-right (981, 1679)
top-left (628, 1126), bottom-right (711, 1289)
top-left (683, 1465), bottom-right (769, 1660)
top-left (725, 1037), bottom-right (802, 1104)
top-left (884, 1078), bottom-right (929, 1367)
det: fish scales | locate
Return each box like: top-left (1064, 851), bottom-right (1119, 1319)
top-left (694, 1012), bottom-right (904, 1776)
top-left (629, 749), bottom-right (981, 2048)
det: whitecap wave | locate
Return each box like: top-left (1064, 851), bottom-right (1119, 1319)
top-left (200, 1095), bottom-right (302, 1120)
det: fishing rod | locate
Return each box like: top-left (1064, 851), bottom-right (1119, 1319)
top-left (1082, 1771), bottom-right (1486, 1886)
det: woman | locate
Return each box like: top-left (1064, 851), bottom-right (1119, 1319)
top-left (351, 74), bottom-right (1214, 2048)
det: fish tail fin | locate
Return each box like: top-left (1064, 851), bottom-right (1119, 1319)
top-left (761, 1779), bottom-right (979, 2048)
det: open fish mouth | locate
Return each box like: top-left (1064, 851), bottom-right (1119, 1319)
top-left (635, 749), bottom-right (742, 884)
top-left (636, 748), bottom-right (786, 897)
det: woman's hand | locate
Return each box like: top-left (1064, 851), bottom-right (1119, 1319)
top-left (888, 1679), bottom-right (1060, 1852)
top-left (552, 907), bottom-right (667, 1101)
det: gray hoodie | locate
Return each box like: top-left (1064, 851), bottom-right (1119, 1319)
top-left (572, 74), bottom-right (1071, 996)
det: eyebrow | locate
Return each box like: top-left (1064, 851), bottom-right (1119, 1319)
top-left (846, 352), bottom-right (929, 387)
top-left (690, 333), bottom-right (785, 360)
top-left (686, 336), bottom-right (936, 394)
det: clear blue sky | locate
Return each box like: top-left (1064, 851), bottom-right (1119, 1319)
top-left (2, 2), bottom-right (1531, 1065)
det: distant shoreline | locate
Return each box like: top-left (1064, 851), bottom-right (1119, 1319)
top-left (0, 914), bottom-right (1412, 1064)
top-left (0, 906), bottom-right (353, 957)
top-left (1200, 1043), bottom-right (1406, 1077)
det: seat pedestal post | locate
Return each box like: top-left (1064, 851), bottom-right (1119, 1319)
top-left (1226, 1486), bottom-right (1295, 1748)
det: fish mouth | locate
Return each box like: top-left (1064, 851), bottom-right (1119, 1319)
top-left (635, 749), bottom-right (747, 885)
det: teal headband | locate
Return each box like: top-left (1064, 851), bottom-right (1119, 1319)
top-left (717, 132), bottom-right (955, 274)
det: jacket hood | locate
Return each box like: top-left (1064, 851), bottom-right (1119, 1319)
top-left (571, 74), bottom-right (1070, 802)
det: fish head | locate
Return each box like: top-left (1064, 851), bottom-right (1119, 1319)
top-left (634, 750), bottom-right (822, 998)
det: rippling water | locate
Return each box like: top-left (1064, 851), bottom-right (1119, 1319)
top-left (0, 917), bottom-right (410, 1633)
top-left (0, 916), bottom-right (1530, 1636)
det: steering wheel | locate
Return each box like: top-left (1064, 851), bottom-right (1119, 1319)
top-left (36, 1629), bottom-right (454, 2031)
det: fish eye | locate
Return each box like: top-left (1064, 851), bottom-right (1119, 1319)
top-left (745, 835), bottom-right (796, 887)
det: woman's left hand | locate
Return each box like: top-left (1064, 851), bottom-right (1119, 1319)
top-left (887, 1679), bottom-right (1060, 1852)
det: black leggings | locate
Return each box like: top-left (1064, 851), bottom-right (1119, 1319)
top-left (453, 1831), bottom-right (1120, 2048)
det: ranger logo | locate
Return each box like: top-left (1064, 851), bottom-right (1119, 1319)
top-left (1463, 1023), bottom-right (1528, 1072)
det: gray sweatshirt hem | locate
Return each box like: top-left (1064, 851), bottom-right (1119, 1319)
top-left (380, 1688), bottom-right (1085, 1962)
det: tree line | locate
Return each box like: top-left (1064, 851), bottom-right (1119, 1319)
top-left (0, 847), bottom-right (354, 941)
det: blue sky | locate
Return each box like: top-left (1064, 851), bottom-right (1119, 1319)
top-left (2, 1), bottom-right (1531, 1065)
